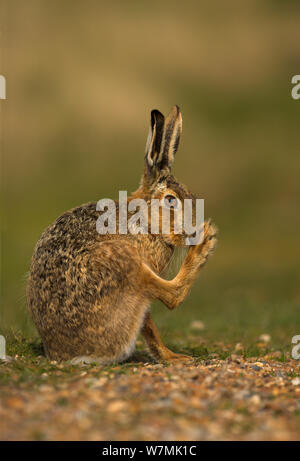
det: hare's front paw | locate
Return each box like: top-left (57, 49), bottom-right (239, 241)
top-left (192, 220), bottom-right (218, 258)
top-left (203, 220), bottom-right (218, 243)
top-left (186, 221), bottom-right (217, 267)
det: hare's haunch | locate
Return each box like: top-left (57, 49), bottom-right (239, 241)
top-left (27, 105), bottom-right (217, 364)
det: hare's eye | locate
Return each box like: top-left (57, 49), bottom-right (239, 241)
top-left (164, 195), bottom-right (178, 208)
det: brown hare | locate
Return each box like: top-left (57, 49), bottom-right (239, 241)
top-left (27, 105), bottom-right (217, 364)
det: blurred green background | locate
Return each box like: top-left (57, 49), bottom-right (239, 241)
top-left (1, 1), bottom-right (300, 349)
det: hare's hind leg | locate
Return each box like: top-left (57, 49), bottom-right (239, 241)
top-left (141, 312), bottom-right (191, 362)
top-left (70, 297), bottom-right (150, 367)
top-left (69, 240), bottom-right (152, 366)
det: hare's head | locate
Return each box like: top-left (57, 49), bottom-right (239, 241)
top-left (133, 105), bottom-right (201, 247)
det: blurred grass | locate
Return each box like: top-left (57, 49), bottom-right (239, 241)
top-left (1, 1), bottom-right (300, 352)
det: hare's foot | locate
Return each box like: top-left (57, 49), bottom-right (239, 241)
top-left (141, 312), bottom-right (193, 363)
top-left (158, 349), bottom-right (193, 363)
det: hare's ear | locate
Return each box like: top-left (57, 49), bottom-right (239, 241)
top-left (159, 105), bottom-right (182, 170)
top-left (143, 106), bottom-right (182, 187)
top-left (145, 109), bottom-right (165, 169)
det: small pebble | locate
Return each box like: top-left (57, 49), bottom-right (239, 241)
top-left (249, 395), bottom-right (261, 405)
top-left (259, 334), bottom-right (271, 343)
top-left (250, 365), bottom-right (262, 371)
top-left (190, 320), bottom-right (205, 331)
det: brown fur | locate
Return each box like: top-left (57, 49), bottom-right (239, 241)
top-left (27, 105), bottom-right (217, 364)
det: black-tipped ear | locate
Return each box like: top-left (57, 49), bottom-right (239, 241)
top-left (144, 106), bottom-right (182, 184)
top-left (159, 105), bottom-right (182, 170)
top-left (145, 109), bottom-right (165, 169)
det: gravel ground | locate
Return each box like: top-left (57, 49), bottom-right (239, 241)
top-left (1, 347), bottom-right (300, 441)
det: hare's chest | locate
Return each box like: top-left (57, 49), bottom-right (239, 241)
top-left (134, 236), bottom-right (173, 275)
top-left (144, 241), bottom-right (188, 278)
